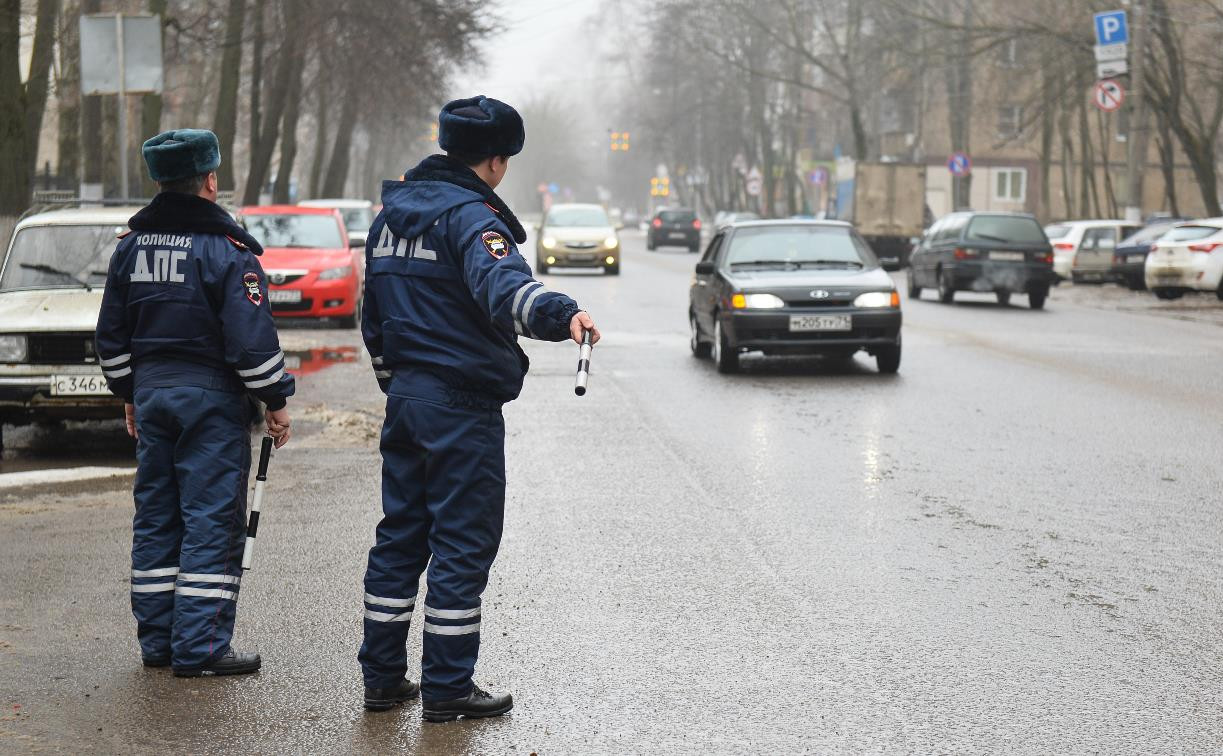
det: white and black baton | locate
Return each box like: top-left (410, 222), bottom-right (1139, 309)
top-left (574, 330), bottom-right (594, 396)
top-left (241, 436), bottom-right (274, 571)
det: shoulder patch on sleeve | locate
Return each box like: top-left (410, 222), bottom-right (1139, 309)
top-left (225, 235), bottom-right (249, 251)
top-left (243, 271), bottom-right (263, 306)
top-left (481, 230), bottom-right (510, 260)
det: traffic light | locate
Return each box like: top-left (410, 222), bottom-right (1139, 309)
top-left (649, 176), bottom-right (670, 197)
top-left (610, 131), bottom-right (630, 152)
top-left (428, 123), bottom-right (438, 142)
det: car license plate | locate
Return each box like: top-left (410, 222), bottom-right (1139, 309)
top-left (568, 253), bottom-right (595, 262)
top-left (990, 252), bottom-right (1025, 262)
top-left (789, 314), bottom-right (851, 332)
top-left (669, 232), bottom-right (687, 239)
top-left (269, 289), bottom-right (302, 303)
top-left (51, 374), bottom-right (110, 396)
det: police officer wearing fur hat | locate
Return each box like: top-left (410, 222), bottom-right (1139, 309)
top-left (358, 96), bottom-right (600, 720)
top-left (96, 129), bottom-right (294, 677)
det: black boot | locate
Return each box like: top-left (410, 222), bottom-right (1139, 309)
top-left (422, 685), bottom-right (513, 722)
top-left (173, 647), bottom-right (262, 677)
top-left (141, 654), bottom-right (170, 668)
top-left (364, 677), bottom-right (421, 711)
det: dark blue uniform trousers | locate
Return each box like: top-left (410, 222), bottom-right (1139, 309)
top-left (358, 373), bottom-right (506, 701)
top-left (128, 386), bottom-right (250, 669)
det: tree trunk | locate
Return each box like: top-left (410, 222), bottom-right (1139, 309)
top-left (213, 0), bottom-right (245, 192)
top-left (57, 0), bottom-right (83, 188)
top-left (321, 87), bottom-right (361, 198)
top-left (308, 94), bottom-right (329, 198)
top-left (248, 0), bottom-right (264, 182)
top-left (139, 0), bottom-right (168, 197)
top-left (946, 5), bottom-right (974, 210)
top-left (0, 0), bottom-right (25, 214)
top-left (22, 0), bottom-right (57, 183)
top-left (1156, 118), bottom-right (1179, 216)
top-left (272, 56), bottom-right (304, 204)
top-left (80, 0), bottom-right (102, 189)
top-left (243, 5), bottom-right (299, 206)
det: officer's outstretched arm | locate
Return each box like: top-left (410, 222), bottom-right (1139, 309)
top-left (215, 254), bottom-right (296, 410)
top-left (96, 250), bottom-right (135, 402)
top-left (462, 224), bottom-right (580, 341)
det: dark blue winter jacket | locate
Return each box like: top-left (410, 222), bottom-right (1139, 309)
top-left (95, 192), bottom-right (295, 410)
top-left (362, 155), bottom-right (580, 403)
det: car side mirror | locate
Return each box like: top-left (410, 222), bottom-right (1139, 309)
top-left (349, 237), bottom-right (365, 248)
top-left (695, 261), bottom-right (715, 275)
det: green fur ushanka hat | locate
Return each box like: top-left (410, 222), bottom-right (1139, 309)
top-left (438, 96), bottom-right (525, 158)
top-left (142, 129), bottom-right (222, 183)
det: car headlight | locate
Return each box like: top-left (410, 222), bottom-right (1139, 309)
top-left (541, 236), bottom-right (558, 250)
top-left (732, 293), bottom-right (786, 309)
top-left (0, 334), bottom-right (28, 362)
top-left (604, 236), bottom-right (619, 249)
top-left (853, 291), bottom-right (900, 308)
top-left (318, 265), bottom-right (353, 280)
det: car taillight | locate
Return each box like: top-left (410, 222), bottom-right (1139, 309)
top-left (1188, 242), bottom-right (1222, 253)
top-left (1148, 243), bottom-right (1159, 252)
top-left (692, 219), bottom-right (702, 230)
top-left (953, 248), bottom-right (977, 259)
top-left (1041, 253), bottom-right (1054, 264)
top-left (1054, 242), bottom-right (1074, 251)
top-left (652, 218), bottom-right (662, 228)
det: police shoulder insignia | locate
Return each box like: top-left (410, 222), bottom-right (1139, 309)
top-left (243, 271), bottom-right (263, 306)
top-left (481, 230), bottom-right (510, 260)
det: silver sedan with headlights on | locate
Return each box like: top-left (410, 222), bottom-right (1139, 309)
top-left (689, 220), bottom-right (902, 374)
top-left (535, 203), bottom-right (621, 275)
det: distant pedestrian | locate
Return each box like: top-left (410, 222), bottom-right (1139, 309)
top-left (96, 129), bottom-right (294, 677)
top-left (358, 95), bottom-right (600, 720)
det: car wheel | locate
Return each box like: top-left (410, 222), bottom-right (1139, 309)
top-left (875, 338), bottom-right (901, 374)
top-left (1154, 288), bottom-right (1183, 300)
top-left (646, 237), bottom-right (656, 251)
top-left (690, 312), bottom-right (711, 359)
top-left (338, 297), bottom-right (361, 329)
top-left (1127, 278), bottom-right (1146, 291)
top-left (996, 290), bottom-right (1011, 306)
top-left (537, 262), bottom-right (549, 275)
top-left (688, 243), bottom-right (699, 253)
top-left (907, 271), bottom-right (921, 300)
top-left (1029, 290), bottom-right (1048, 310)
top-left (937, 269), bottom-right (955, 304)
top-left (1217, 282), bottom-right (1223, 301)
top-left (712, 318), bottom-right (739, 374)
top-left (605, 264), bottom-right (620, 276)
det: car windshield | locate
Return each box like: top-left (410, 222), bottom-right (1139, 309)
top-left (967, 216), bottom-right (1046, 244)
top-left (661, 210), bottom-right (696, 223)
top-left (244, 214), bottom-right (344, 248)
top-left (338, 208), bottom-right (373, 233)
top-left (1043, 224), bottom-right (1070, 239)
top-left (547, 207), bottom-right (609, 227)
top-left (1119, 223), bottom-right (1178, 246)
top-left (1162, 225), bottom-right (1220, 242)
top-left (0, 224), bottom-right (122, 292)
top-left (724, 225), bottom-right (877, 268)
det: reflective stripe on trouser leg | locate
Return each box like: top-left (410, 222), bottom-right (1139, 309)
top-left (157, 387), bottom-right (251, 669)
top-left (414, 395), bottom-right (506, 702)
top-left (358, 394), bottom-right (431, 689)
top-left (131, 388), bottom-right (184, 660)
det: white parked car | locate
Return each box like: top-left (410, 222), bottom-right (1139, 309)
top-left (0, 206), bottom-right (139, 447)
top-left (1144, 218), bottom-right (1223, 300)
top-left (1042, 220), bottom-right (1141, 283)
top-left (298, 198), bottom-right (374, 247)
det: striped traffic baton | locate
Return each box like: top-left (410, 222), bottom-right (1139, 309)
top-left (241, 436), bottom-right (274, 570)
top-left (574, 329), bottom-right (594, 396)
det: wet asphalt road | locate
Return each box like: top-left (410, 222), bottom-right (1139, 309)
top-left (2, 229), bottom-right (1222, 753)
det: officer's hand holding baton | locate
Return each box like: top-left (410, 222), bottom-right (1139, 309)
top-left (264, 407), bottom-right (291, 448)
top-left (570, 312), bottom-right (600, 397)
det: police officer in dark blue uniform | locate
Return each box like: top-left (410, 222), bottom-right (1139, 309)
top-left (96, 129), bottom-right (295, 677)
top-left (358, 96), bottom-right (600, 720)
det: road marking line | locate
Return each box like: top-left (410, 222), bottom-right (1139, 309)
top-left (0, 466), bottom-right (134, 490)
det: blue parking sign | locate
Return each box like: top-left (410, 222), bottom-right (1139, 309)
top-left (1094, 10), bottom-right (1128, 46)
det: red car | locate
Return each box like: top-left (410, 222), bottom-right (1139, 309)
top-left (239, 205), bottom-right (364, 326)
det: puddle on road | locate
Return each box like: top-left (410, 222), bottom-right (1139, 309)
top-left (0, 419), bottom-right (134, 474)
top-left (284, 346), bottom-right (360, 376)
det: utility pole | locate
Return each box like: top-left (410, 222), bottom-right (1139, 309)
top-left (1124, 0), bottom-right (1149, 223)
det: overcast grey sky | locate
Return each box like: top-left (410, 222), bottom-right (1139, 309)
top-left (453, 0), bottom-right (603, 105)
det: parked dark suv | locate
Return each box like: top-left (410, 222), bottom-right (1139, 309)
top-left (908, 212), bottom-right (1055, 309)
top-left (648, 208), bottom-right (701, 252)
